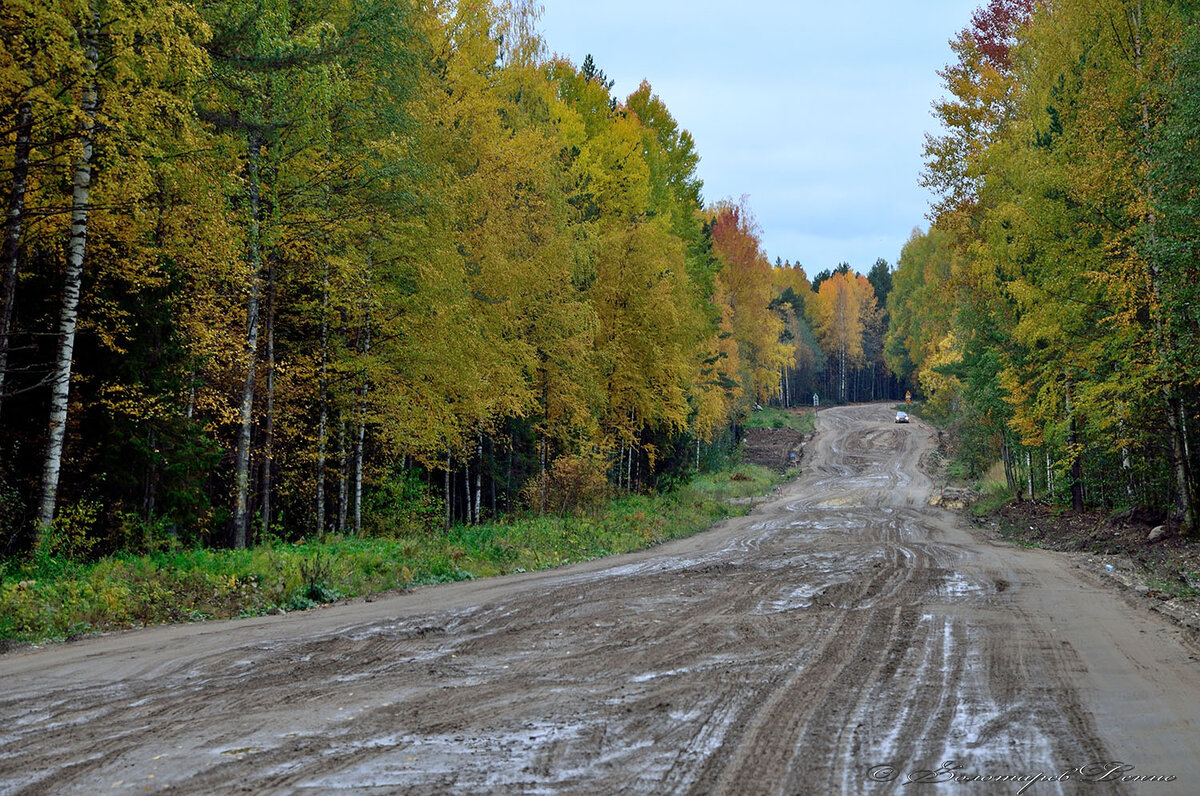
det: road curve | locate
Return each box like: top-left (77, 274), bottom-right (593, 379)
top-left (2, 405), bottom-right (1199, 795)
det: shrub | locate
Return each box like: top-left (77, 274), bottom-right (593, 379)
top-left (363, 466), bottom-right (444, 537)
top-left (520, 454), bottom-right (612, 516)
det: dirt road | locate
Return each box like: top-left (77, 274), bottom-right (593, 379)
top-left (3, 405), bottom-right (1200, 795)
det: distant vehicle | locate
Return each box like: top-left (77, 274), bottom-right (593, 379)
top-left (895, 411), bottom-right (909, 424)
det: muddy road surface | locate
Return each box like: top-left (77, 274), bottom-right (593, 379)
top-left (4, 405), bottom-right (1200, 795)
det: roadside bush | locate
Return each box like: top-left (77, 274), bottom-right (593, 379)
top-left (34, 500), bottom-right (101, 564)
top-left (520, 455), bottom-right (612, 515)
top-left (363, 466), bottom-right (444, 537)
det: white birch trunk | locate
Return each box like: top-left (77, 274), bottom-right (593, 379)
top-left (353, 411), bottom-right (364, 535)
top-left (353, 310), bottom-right (371, 535)
top-left (464, 461), bottom-right (472, 524)
top-left (1026, 450), bottom-right (1034, 501)
top-left (628, 437), bottom-right (638, 492)
top-left (38, 18), bottom-right (98, 530)
top-left (474, 431), bottom-right (482, 524)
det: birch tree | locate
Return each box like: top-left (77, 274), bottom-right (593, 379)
top-left (37, 6), bottom-right (98, 530)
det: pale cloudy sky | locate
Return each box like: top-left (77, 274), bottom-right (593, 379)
top-left (538, 0), bottom-right (983, 274)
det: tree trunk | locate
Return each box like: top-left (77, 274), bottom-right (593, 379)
top-left (352, 278), bottom-right (372, 536)
top-left (540, 436), bottom-right (548, 510)
top-left (840, 343), bottom-right (846, 403)
top-left (1026, 450), bottom-right (1034, 501)
top-left (474, 430), bottom-right (483, 524)
top-left (337, 419), bottom-right (348, 532)
top-left (353, 415), bottom-right (364, 535)
top-left (259, 259), bottom-right (276, 540)
top-left (0, 101), bottom-right (34, 419)
top-left (1167, 396), bottom-right (1196, 529)
top-left (1002, 436), bottom-right (1017, 497)
top-left (1069, 417), bottom-right (1084, 513)
top-left (506, 437), bottom-right (514, 514)
top-left (628, 439), bottom-right (638, 494)
top-left (464, 460), bottom-right (472, 524)
top-left (231, 130), bottom-right (266, 549)
top-left (444, 452), bottom-right (451, 530)
top-left (490, 439), bottom-right (497, 518)
top-left (1119, 414), bottom-right (1135, 503)
top-left (143, 429), bottom-right (157, 521)
top-left (38, 17), bottom-right (98, 530)
top-left (315, 263), bottom-right (330, 536)
top-left (315, 395), bottom-right (327, 535)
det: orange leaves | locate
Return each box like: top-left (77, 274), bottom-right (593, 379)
top-left (709, 201), bottom-right (791, 402)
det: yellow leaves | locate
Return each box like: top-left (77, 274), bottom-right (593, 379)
top-left (811, 272), bottom-right (870, 366)
top-left (998, 366), bottom-right (1043, 446)
top-left (493, 0), bottom-right (545, 68)
top-left (594, 222), bottom-right (692, 436)
top-left (917, 330), bottom-right (963, 417)
top-left (0, 0), bottom-right (813, 539)
top-left (923, 23), bottom-right (1024, 218)
top-left (771, 262), bottom-right (812, 297)
top-left (708, 201), bottom-right (790, 403)
top-left (572, 112), bottom-right (652, 224)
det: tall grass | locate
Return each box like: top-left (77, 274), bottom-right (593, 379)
top-left (741, 407), bottom-right (815, 433)
top-left (0, 464), bottom-right (783, 645)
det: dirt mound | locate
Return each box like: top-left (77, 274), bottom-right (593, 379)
top-left (984, 501), bottom-right (1200, 603)
top-left (741, 427), bottom-right (806, 471)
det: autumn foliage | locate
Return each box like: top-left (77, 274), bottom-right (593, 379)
top-left (893, 0), bottom-right (1200, 527)
top-left (1, 0), bottom-right (896, 555)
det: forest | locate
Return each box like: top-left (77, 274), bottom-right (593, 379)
top-left (8, 0), bottom-right (1199, 573)
top-left (887, 0), bottom-right (1200, 528)
top-left (0, 0), bottom-right (893, 560)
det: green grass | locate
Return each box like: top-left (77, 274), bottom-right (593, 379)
top-left (970, 483), bottom-right (1016, 517)
top-left (1145, 575), bottom-right (1200, 602)
top-left (742, 406), bottom-right (815, 433)
top-left (899, 401), bottom-right (949, 429)
top-left (0, 464), bottom-right (784, 645)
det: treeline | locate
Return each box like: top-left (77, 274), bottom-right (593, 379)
top-left (0, 0), bottom-right (895, 555)
top-left (768, 259), bottom-right (899, 408)
top-left (887, 0), bottom-right (1200, 526)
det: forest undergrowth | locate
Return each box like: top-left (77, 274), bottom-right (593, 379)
top-left (0, 462), bottom-right (784, 647)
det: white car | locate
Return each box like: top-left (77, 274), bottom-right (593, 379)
top-left (895, 411), bottom-right (909, 424)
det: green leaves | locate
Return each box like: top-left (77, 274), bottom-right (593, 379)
top-left (895, 0), bottom-right (1200, 519)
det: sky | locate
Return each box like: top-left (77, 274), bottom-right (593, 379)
top-left (537, 0), bottom-right (984, 275)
